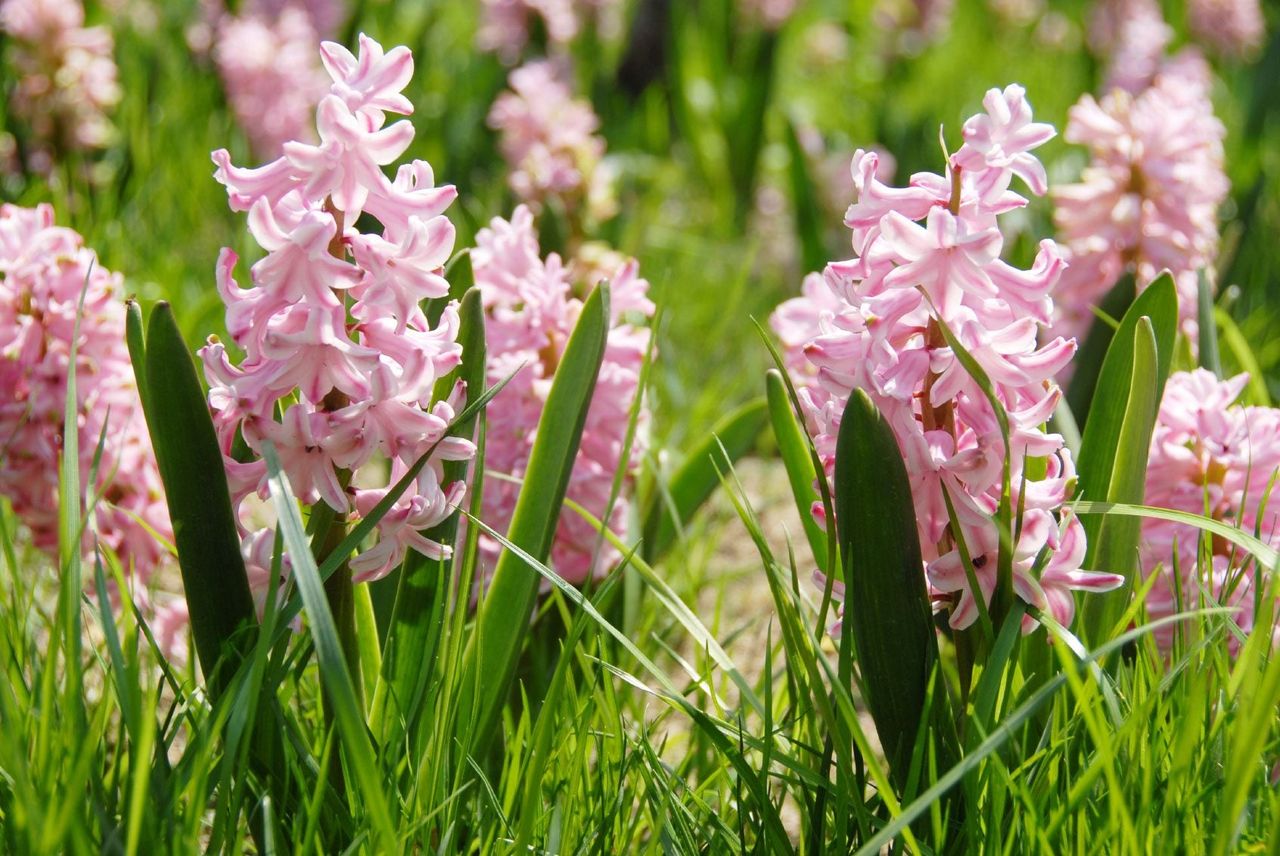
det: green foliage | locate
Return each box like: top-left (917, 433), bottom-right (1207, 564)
top-left (1075, 276), bottom-right (1177, 645)
top-left (457, 283), bottom-right (611, 754)
top-left (134, 302), bottom-right (258, 689)
top-left (833, 389), bottom-right (953, 791)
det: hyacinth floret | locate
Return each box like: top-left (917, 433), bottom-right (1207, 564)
top-left (472, 204), bottom-right (652, 584)
top-left (1142, 370), bottom-right (1280, 652)
top-left (204, 34), bottom-right (474, 585)
top-left (772, 84), bottom-right (1123, 633)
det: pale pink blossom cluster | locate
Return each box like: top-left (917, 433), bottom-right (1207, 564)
top-left (1052, 52), bottom-right (1227, 347)
top-left (212, 5), bottom-right (331, 157)
top-left (1188, 0), bottom-right (1266, 58)
top-left (0, 0), bottom-right (120, 171)
top-left (0, 204), bottom-right (172, 608)
top-left (488, 60), bottom-right (614, 222)
top-left (478, 0), bottom-right (618, 61)
top-left (203, 35), bottom-right (475, 586)
top-left (1142, 370), bottom-right (1280, 652)
top-left (772, 84), bottom-right (1123, 633)
top-left (472, 205), bottom-right (652, 584)
top-left (1088, 0), bottom-right (1173, 94)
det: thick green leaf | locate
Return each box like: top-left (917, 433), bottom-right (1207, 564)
top-left (379, 287), bottom-right (487, 739)
top-left (458, 282), bottom-right (611, 752)
top-left (1079, 317), bottom-right (1163, 644)
top-left (641, 397), bottom-right (767, 561)
top-left (1065, 273), bottom-right (1136, 427)
top-left (764, 370), bottom-right (829, 570)
top-left (141, 302), bottom-right (257, 689)
top-left (1075, 273), bottom-right (1177, 515)
top-left (834, 389), bottom-right (946, 787)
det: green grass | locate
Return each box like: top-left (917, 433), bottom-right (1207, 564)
top-left (2, 0), bottom-right (1280, 852)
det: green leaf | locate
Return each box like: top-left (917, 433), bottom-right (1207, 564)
top-left (1075, 274), bottom-right (1178, 644)
top-left (1072, 501), bottom-right (1278, 572)
top-left (764, 369), bottom-right (829, 570)
top-left (1197, 270), bottom-right (1222, 378)
top-left (1078, 319), bottom-right (1162, 643)
top-left (458, 282), bottom-right (611, 752)
top-left (833, 389), bottom-right (948, 787)
top-left (140, 302), bottom-right (257, 690)
top-left (261, 444), bottom-right (395, 845)
top-left (379, 287), bottom-right (487, 740)
top-left (641, 396), bottom-right (766, 561)
top-left (783, 117), bottom-right (828, 273)
top-left (1065, 273), bottom-right (1136, 428)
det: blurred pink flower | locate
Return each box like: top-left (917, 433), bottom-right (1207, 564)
top-left (771, 84), bottom-right (1119, 633)
top-left (1188, 0), bottom-right (1265, 58)
top-left (205, 34), bottom-right (473, 586)
top-left (1089, 0), bottom-right (1172, 93)
top-left (1052, 52), bottom-right (1227, 349)
top-left (473, 205), bottom-right (653, 585)
top-left (0, 203), bottom-right (178, 653)
top-left (0, 0), bottom-right (120, 170)
top-left (488, 60), bottom-right (614, 222)
top-left (1142, 370), bottom-right (1280, 652)
top-left (214, 6), bottom-right (330, 157)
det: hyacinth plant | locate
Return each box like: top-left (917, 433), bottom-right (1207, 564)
top-left (5, 2), bottom-right (1280, 854)
top-left (766, 80), bottom-right (1275, 828)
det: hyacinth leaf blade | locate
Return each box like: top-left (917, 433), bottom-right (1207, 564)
top-left (380, 287), bottom-right (487, 742)
top-left (458, 282), bottom-right (611, 754)
top-left (261, 443), bottom-right (395, 845)
top-left (140, 302), bottom-right (257, 691)
top-left (1079, 317), bottom-right (1163, 646)
top-left (640, 396), bottom-right (768, 562)
top-left (1197, 270), bottom-right (1223, 378)
top-left (1075, 274), bottom-right (1177, 643)
top-left (1075, 273), bottom-right (1177, 501)
top-left (765, 369), bottom-right (830, 571)
top-left (833, 388), bottom-right (951, 791)
top-left (426, 250), bottom-right (474, 328)
top-left (1065, 273), bottom-right (1137, 428)
top-left (124, 299), bottom-right (151, 419)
